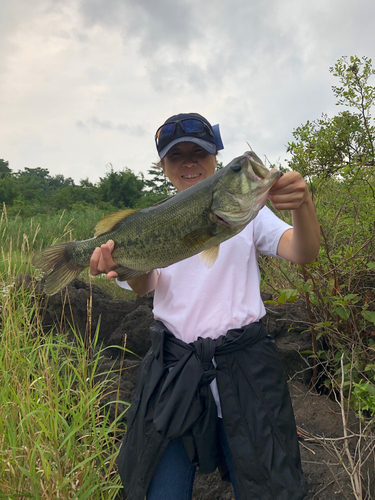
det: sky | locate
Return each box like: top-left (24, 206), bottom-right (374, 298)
top-left (1, 0), bottom-right (374, 184)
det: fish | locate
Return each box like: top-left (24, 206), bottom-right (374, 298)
top-left (32, 151), bottom-right (282, 295)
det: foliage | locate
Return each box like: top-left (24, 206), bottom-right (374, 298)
top-left (0, 163), bottom-right (157, 215)
top-left (286, 112), bottom-right (369, 183)
top-left (0, 286), bottom-right (126, 498)
top-left (97, 165), bottom-right (145, 209)
top-left (262, 55), bottom-right (375, 423)
top-left (287, 56), bottom-right (375, 190)
top-left (331, 55), bottom-right (375, 158)
top-left (0, 159), bottom-right (11, 179)
top-left (144, 163), bottom-right (176, 195)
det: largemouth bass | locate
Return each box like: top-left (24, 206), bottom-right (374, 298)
top-left (32, 151), bottom-right (282, 295)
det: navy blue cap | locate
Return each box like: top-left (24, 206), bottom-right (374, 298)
top-left (156, 112), bottom-right (224, 158)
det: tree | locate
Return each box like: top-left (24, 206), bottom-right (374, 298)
top-left (98, 165), bottom-right (144, 208)
top-left (330, 55), bottom-right (375, 165)
top-left (287, 56), bottom-right (375, 183)
top-left (48, 174), bottom-right (75, 190)
top-left (0, 159), bottom-right (11, 179)
top-left (144, 163), bottom-right (176, 195)
top-left (0, 175), bottom-right (18, 205)
top-left (13, 167), bottom-right (52, 202)
top-left (286, 112), bottom-right (368, 181)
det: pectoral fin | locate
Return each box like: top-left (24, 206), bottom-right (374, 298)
top-left (199, 245), bottom-right (220, 268)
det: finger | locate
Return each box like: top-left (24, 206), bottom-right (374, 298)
top-left (101, 245), bottom-right (115, 265)
top-left (100, 243), bottom-right (116, 273)
top-left (269, 191), bottom-right (308, 210)
top-left (269, 178), bottom-right (306, 196)
top-left (90, 247), bottom-right (101, 275)
top-left (106, 239), bottom-right (115, 252)
top-left (107, 270), bottom-right (119, 279)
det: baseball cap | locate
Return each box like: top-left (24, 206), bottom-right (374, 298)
top-left (155, 112), bottom-right (224, 158)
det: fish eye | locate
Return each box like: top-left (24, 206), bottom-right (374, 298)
top-left (231, 163), bottom-right (242, 173)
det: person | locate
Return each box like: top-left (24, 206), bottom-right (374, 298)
top-left (90, 112), bottom-right (320, 500)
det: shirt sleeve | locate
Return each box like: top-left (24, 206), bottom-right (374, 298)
top-left (253, 206), bottom-right (292, 257)
top-left (116, 278), bottom-right (133, 290)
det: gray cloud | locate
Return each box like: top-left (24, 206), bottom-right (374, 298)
top-left (79, 0), bottom-right (198, 53)
top-left (77, 117), bottom-right (147, 135)
top-left (0, 0), bottom-right (374, 183)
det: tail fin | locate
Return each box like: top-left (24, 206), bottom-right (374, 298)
top-left (32, 242), bottom-right (84, 295)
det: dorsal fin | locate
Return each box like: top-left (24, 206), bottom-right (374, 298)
top-left (94, 209), bottom-right (139, 237)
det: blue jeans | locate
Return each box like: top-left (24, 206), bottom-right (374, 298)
top-left (147, 419), bottom-right (240, 500)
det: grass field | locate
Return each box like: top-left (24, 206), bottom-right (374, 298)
top-left (0, 206), bottom-right (132, 499)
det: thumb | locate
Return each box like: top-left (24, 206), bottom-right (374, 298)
top-left (107, 239), bottom-right (115, 252)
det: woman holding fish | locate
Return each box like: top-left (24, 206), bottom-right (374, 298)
top-left (90, 113), bottom-right (320, 500)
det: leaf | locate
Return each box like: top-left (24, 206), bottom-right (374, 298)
top-left (316, 321), bottom-right (331, 328)
top-left (277, 289), bottom-right (298, 304)
top-left (301, 282), bottom-right (313, 293)
top-left (366, 384), bottom-right (375, 397)
top-left (336, 307), bottom-right (349, 320)
top-left (367, 262), bottom-right (375, 269)
top-left (287, 294), bottom-right (298, 303)
top-left (324, 379), bottom-right (331, 389)
top-left (362, 310), bottom-right (375, 324)
top-left (344, 294), bottom-right (360, 303)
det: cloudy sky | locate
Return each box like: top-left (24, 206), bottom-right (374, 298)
top-left (1, 0), bottom-right (374, 184)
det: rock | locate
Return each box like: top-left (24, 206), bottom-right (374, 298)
top-left (262, 293), bottom-right (313, 385)
top-left (107, 303), bottom-right (154, 358)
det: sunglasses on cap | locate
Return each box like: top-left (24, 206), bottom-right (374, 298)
top-left (155, 118), bottom-right (215, 147)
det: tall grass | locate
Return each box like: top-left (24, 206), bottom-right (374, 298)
top-left (0, 203), bottom-right (136, 498)
top-left (0, 286), bottom-right (127, 499)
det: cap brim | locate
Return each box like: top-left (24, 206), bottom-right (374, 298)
top-left (158, 137), bottom-right (217, 158)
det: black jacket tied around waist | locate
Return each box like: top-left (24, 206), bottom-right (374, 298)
top-left (117, 320), bottom-right (308, 500)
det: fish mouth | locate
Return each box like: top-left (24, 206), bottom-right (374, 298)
top-left (244, 151), bottom-right (279, 183)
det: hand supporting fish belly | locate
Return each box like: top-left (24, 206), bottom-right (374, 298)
top-left (32, 152), bottom-right (282, 295)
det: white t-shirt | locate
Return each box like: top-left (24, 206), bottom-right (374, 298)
top-left (117, 206), bottom-right (291, 416)
top-left (117, 206), bottom-right (291, 342)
